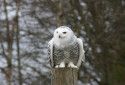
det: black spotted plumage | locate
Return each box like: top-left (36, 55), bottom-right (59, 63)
top-left (51, 41), bottom-right (79, 67)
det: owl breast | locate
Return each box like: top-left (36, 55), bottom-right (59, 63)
top-left (53, 41), bottom-right (79, 66)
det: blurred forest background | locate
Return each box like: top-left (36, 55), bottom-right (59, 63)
top-left (0, 0), bottom-right (125, 85)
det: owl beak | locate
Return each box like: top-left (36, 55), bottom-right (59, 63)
top-left (59, 35), bottom-right (61, 38)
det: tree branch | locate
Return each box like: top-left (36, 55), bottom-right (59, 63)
top-left (11, 0), bottom-right (21, 38)
top-left (0, 36), bottom-right (8, 60)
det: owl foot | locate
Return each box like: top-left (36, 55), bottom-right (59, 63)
top-left (55, 65), bottom-right (59, 68)
top-left (59, 62), bottom-right (65, 68)
top-left (68, 62), bottom-right (78, 68)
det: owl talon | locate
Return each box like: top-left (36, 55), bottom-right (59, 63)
top-left (55, 65), bottom-right (59, 68)
top-left (59, 62), bottom-right (65, 68)
top-left (71, 66), bottom-right (78, 68)
top-left (68, 62), bottom-right (78, 68)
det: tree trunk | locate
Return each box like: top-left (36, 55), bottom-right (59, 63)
top-left (16, 12), bottom-right (22, 85)
top-left (56, 0), bottom-right (62, 27)
top-left (51, 68), bottom-right (78, 85)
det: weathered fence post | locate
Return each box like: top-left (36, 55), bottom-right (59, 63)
top-left (51, 68), bottom-right (78, 85)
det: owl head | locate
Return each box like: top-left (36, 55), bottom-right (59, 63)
top-left (53, 26), bottom-right (76, 48)
top-left (54, 26), bottom-right (74, 39)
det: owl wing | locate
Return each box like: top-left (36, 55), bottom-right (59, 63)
top-left (77, 38), bottom-right (85, 68)
top-left (48, 38), bottom-right (54, 67)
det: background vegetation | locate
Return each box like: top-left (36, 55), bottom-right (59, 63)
top-left (0, 0), bottom-right (125, 85)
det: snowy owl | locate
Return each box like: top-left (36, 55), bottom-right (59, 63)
top-left (48, 26), bottom-right (85, 69)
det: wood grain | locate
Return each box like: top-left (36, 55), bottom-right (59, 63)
top-left (51, 68), bottom-right (78, 85)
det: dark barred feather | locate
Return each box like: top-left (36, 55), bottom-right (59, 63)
top-left (52, 42), bottom-right (79, 67)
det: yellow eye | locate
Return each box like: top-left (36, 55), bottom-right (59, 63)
top-left (63, 32), bottom-right (67, 34)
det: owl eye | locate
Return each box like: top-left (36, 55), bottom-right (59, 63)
top-left (57, 31), bottom-right (58, 33)
top-left (63, 32), bottom-right (67, 34)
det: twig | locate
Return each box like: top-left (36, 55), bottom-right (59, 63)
top-left (11, 0), bottom-right (21, 39)
top-left (0, 36), bottom-right (8, 60)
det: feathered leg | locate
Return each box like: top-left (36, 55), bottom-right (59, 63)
top-left (68, 62), bottom-right (78, 68)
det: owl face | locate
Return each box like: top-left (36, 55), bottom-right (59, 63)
top-left (54, 27), bottom-right (72, 39)
top-left (53, 26), bottom-right (76, 48)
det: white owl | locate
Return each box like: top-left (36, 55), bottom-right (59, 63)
top-left (48, 26), bottom-right (85, 69)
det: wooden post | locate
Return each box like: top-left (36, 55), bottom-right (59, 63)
top-left (51, 68), bottom-right (78, 85)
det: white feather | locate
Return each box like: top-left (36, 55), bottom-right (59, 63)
top-left (77, 38), bottom-right (85, 68)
